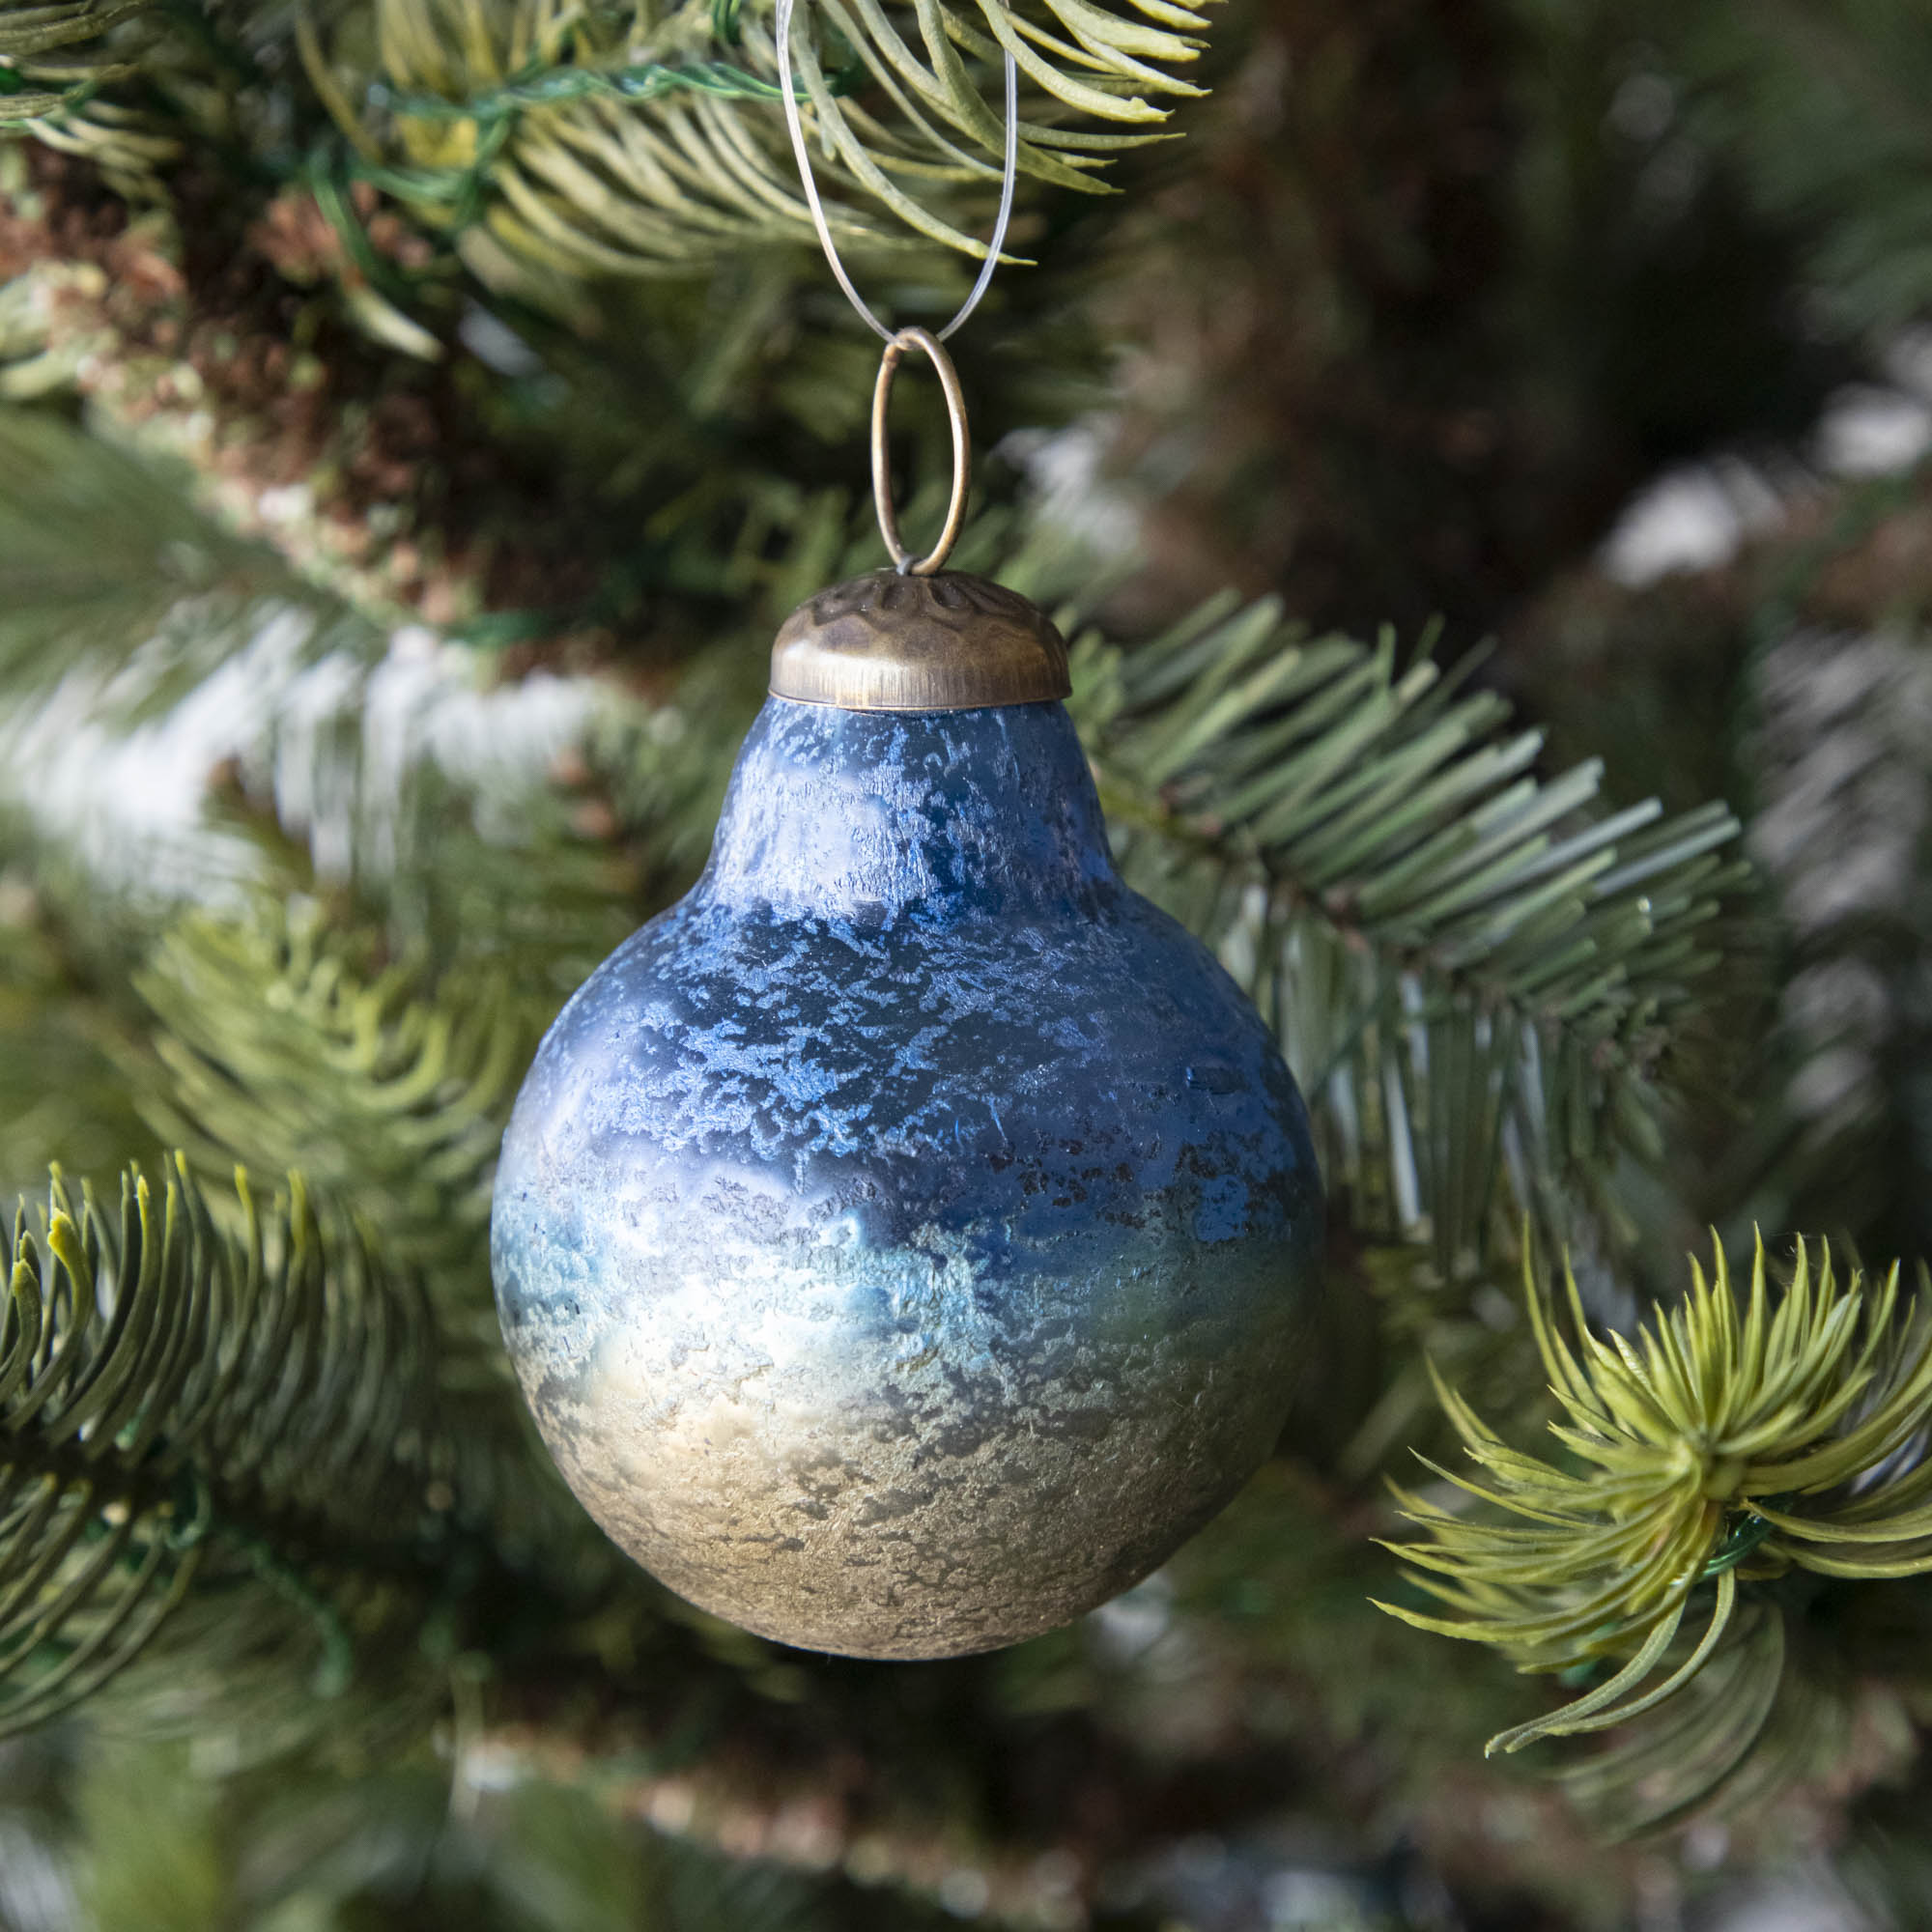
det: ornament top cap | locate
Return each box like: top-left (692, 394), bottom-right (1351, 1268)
top-left (770, 570), bottom-right (1071, 713)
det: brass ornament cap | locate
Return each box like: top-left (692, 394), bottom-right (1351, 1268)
top-left (770, 569), bottom-right (1071, 712)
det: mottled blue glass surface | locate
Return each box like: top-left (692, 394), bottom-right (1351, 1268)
top-left (492, 695), bottom-right (1323, 1658)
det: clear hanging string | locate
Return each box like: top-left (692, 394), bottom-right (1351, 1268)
top-left (773, 0), bottom-right (1020, 344)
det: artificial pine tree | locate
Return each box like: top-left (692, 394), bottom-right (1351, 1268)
top-left (6, 0), bottom-right (1932, 1927)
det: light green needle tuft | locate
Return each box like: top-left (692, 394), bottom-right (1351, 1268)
top-left (1379, 1234), bottom-right (1932, 1756)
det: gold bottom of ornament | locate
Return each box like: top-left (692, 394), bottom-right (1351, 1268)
top-left (526, 1246), bottom-right (1298, 1660)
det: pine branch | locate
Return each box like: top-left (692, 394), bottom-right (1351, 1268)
top-left (0, 1157), bottom-right (547, 1745)
top-left (0, 344), bottom-right (505, 663)
top-left (0, 412), bottom-right (314, 720)
top-left (0, 0), bottom-right (146, 58)
top-left (7, 0), bottom-right (1210, 284)
top-left (300, 0), bottom-right (1203, 280)
top-left (55, 1735), bottom-right (954, 1932)
top-left (131, 903), bottom-right (542, 1309)
top-left (0, 404), bottom-right (659, 976)
top-left (0, 0), bottom-right (179, 189)
top-left (475, 1719), bottom-right (1093, 1928)
top-left (1378, 1234), bottom-right (1932, 1795)
top-left (0, 0), bottom-right (151, 136)
top-left (1066, 597), bottom-right (1748, 1277)
top-left (1542, 1595), bottom-right (1907, 1841)
top-left (0, 193), bottom-right (963, 656)
top-left (1503, 440), bottom-right (1932, 1277)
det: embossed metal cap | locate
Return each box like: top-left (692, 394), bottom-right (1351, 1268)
top-left (771, 570), bottom-right (1071, 712)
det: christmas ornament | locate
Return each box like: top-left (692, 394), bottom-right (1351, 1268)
top-left (489, 25), bottom-right (1324, 1659)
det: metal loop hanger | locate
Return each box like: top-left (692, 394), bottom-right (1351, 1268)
top-left (774, 0), bottom-right (1019, 571)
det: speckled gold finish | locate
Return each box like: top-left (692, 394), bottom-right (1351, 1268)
top-left (770, 569), bottom-right (1071, 712)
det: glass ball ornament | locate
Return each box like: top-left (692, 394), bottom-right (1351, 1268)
top-left (491, 570), bottom-right (1324, 1659)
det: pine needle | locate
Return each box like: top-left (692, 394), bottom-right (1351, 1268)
top-left (1379, 1234), bottom-right (1932, 1755)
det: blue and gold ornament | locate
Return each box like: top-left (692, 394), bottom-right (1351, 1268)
top-left (492, 561), bottom-right (1324, 1657)
top-left (492, 298), bottom-right (1322, 1660)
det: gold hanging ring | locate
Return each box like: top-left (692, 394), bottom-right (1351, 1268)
top-left (872, 327), bottom-right (971, 577)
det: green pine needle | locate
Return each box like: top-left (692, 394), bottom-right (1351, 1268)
top-left (1063, 594), bottom-right (1747, 1278)
top-left (298, 0), bottom-right (1202, 276)
top-left (1377, 1235), bottom-right (1932, 1756)
top-left (0, 1156), bottom-right (530, 1743)
top-left (133, 904), bottom-right (544, 1298)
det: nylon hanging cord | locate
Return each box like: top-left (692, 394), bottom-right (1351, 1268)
top-left (773, 0), bottom-right (1020, 343)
